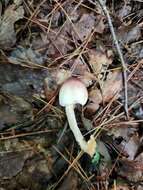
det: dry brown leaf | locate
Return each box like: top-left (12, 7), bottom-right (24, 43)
top-left (54, 58), bottom-right (95, 86)
top-left (0, 94), bottom-right (33, 128)
top-left (136, 185), bottom-right (143, 190)
top-left (119, 158), bottom-right (143, 182)
top-left (0, 5), bottom-right (24, 49)
top-left (0, 151), bottom-right (33, 179)
top-left (45, 28), bottom-right (73, 59)
top-left (57, 171), bottom-right (78, 190)
top-left (88, 48), bottom-right (113, 78)
top-left (86, 87), bottom-right (102, 113)
top-left (117, 1), bottom-right (132, 20)
top-left (122, 136), bottom-right (140, 160)
top-left (107, 122), bottom-right (138, 142)
top-left (110, 182), bottom-right (131, 190)
top-left (87, 70), bottom-right (122, 112)
top-left (94, 16), bottom-right (105, 34)
top-left (81, 70), bottom-right (96, 87)
top-left (118, 25), bottom-right (141, 44)
top-left (102, 70), bottom-right (123, 102)
top-left (8, 46), bottom-right (44, 67)
top-left (44, 69), bottom-right (71, 101)
top-left (64, 58), bottom-right (95, 86)
top-left (71, 13), bottom-right (96, 41)
top-left (53, 69), bottom-right (72, 85)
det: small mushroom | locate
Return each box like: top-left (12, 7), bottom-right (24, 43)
top-left (59, 77), bottom-right (96, 157)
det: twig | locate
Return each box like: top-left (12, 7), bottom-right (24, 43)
top-left (88, 0), bottom-right (129, 119)
top-left (57, 122), bottom-right (68, 143)
top-left (0, 129), bottom-right (59, 140)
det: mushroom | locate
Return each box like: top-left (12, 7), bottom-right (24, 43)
top-left (59, 77), bottom-right (96, 157)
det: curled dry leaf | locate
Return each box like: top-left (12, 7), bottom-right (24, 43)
top-left (87, 70), bottom-right (122, 112)
top-left (0, 5), bottom-right (24, 49)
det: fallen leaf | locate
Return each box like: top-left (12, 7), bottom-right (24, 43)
top-left (118, 25), bottom-right (141, 44)
top-left (0, 151), bottom-right (32, 179)
top-left (0, 93), bottom-right (33, 129)
top-left (49, 2), bottom-right (80, 27)
top-left (87, 70), bottom-right (122, 112)
top-left (0, 62), bottom-right (49, 102)
top-left (82, 116), bottom-right (93, 131)
top-left (107, 122), bottom-right (138, 142)
top-left (88, 48), bottom-right (113, 78)
top-left (102, 70), bottom-right (123, 102)
top-left (53, 69), bottom-right (72, 85)
top-left (94, 16), bottom-right (105, 34)
top-left (14, 0), bottom-right (23, 6)
top-left (121, 135), bottom-right (140, 160)
top-left (44, 69), bottom-right (72, 101)
top-left (46, 28), bottom-right (73, 59)
top-left (119, 158), bottom-right (143, 182)
top-left (52, 62), bottom-right (95, 87)
top-left (117, 2), bottom-right (132, 20)
top-left (97, 140), bottom-right (111, 164)
top-left (61, 57), bottom-right (95, 86)
top-left (0, 5), bottom-right (24, 49)
top-left (110, 181), bottom-right (131, 190)
top-left (57, 171), bottom-right (78, 190)
top-left (130, 43), bottom-right (143, 60)
top-left (44, 75), bottom-right (58, 101)
top-left (136, 185), bottom-right (143, 190)
top-left (71, 13), bottom-right (96, 42)
top-left (135, 151), bottom-right (143, 168)
top-left (87, 88), bottom-right (102, 112)
top-left (8, 46), bottom-right (44, 67)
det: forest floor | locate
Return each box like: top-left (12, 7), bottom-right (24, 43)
top-left (0, 0), bottom-right (143, 190)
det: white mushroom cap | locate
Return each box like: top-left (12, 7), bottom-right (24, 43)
top-left (59, 78), bottom-right (88, 107)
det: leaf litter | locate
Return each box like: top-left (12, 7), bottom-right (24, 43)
top-left (0, 4), bottom-right (24, 49)
top-left (0, 0), bottom-right (143, 190)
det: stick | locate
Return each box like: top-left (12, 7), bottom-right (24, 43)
top-left (88, 0), bottom-right (129, 119)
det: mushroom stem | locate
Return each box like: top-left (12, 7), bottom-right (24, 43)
top-left (65, 105), bottom-right (87, 152)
